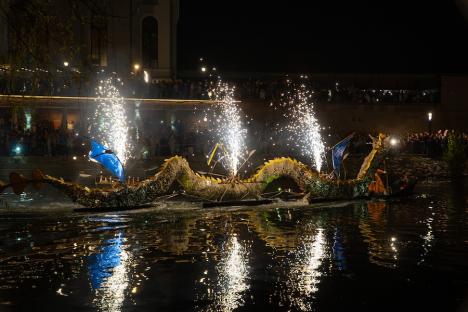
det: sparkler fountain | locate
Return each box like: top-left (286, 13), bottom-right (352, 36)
top-left (205, 80), bottom-right (248, 177)
top-left (89, 76), bottom-right (133, 165)
top-left (280, 79), bottom-right (325, 172)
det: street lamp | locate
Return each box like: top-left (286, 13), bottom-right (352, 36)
top-left (63, 61), bottom-right (69, 67)
top-left (427, 112), bottom-right (432, 133)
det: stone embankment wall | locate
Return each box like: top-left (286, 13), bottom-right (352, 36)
top-left (387, 156), bottom-right (452, 180)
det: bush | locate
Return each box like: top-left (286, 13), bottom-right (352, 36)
top-left (443, 132), bottom-right (468, 177)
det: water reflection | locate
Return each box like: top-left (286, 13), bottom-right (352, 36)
top-left (359, 201), bottom-right (400, 268)
top-left (278, 226), bottom-right (327, 311)
top-left (333, 228), bottom-right (347, 271)
top-left (87, 231), bottom-right (133, 312)
top-left (244, 209), bottom-right (302, 250)
top-left (0, 181), bottom-right (466, 311)
top-left (216, 235), bottom-right (250, 311)
top-left (200, 233), bottom-right (250, 312)
top-left (418, 204), bottom-right (434, 265)
top-left (294, 228), bottom-right (326, 295)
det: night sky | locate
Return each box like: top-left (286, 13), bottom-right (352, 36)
top-left (177, 0), bottom-right (468, 73)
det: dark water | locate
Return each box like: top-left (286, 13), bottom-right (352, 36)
top-left (0, 181), bottom-right (467, 312)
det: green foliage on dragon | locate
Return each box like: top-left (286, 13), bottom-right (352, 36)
top-left (2, 134), bottom-right (389, 208)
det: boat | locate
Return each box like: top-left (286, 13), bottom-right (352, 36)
top-left (1, 134), bottom-right (417, 209)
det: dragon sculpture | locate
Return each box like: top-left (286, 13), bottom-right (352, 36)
top-left (1, 134), bottom-right (388, 208)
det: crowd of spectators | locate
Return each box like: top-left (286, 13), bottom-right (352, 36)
top-left (0, 71), bottom-right (455, 162)
top-left (401, 130), bottom-right (468, 158)
top-left (128, 77), bottom-right (440, 104)
top-left (2, 107), bottom-right (466, 163)
top-left (0, 71), bottom-right (439, 104)
top-left (0, 119), bottom-right (81, 158)
top-left (0, 117), bottom-right (210, 159)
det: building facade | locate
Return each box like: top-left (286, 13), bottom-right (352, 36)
top-left (103, 0), bottom-right (179, 79)
top-left (0, 0), bottom-right (179, 79)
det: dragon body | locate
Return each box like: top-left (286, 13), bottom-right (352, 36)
top-left (3, 134), bottom-right (387, 208)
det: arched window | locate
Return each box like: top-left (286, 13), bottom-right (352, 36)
top-left (142, 16), bottom-right (158, 69)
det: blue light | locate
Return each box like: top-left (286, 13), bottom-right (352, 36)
top-left (14, 145), bottom-right (22, 155)
top-left (88, 233), bottom-right (124, 289)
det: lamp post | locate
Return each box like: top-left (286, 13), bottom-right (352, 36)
top-left (427, 112), bottom-right (432, 133)
top-left (426, 112), bottom-right (433, 157)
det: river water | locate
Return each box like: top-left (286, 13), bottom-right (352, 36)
top-left (0, 181), bottom-right (466, 311)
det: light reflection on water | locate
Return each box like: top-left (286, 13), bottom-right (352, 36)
top-left (213, 234), bottom-right (250, 312)
top-left (280, 227), bottom-right (327, 311)
top-left (332, 228), bottom-right (347, 271)
top-left (359, 201), bottom-right (400, 268)
top-left (0, 181), bottom-right (466, 311)
top-left (88, 233), bottom-right (132, 312)
top-left (418, 205), bottom-right (434, 265)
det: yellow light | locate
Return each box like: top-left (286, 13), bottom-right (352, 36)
top-left (133, 64), bottom-right (140, 71)
top-left (143, 70), bottom-right (149, 83)
top-left (390, 138), bottom-right (398, 146)
top-left (72, 156), bottom-right (77, 160)
top-left (201, 67), bottom-right (207, 72)
top-left (428, 112), bottom-right (432, 121)
top-left (63, 61), bottom-right (69, 67)
top-left (0, 94), bottom-right (226, 105)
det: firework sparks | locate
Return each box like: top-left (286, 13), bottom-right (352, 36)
top-left (280, 80), bottom-right (325, 172)
top-left (89, 76), bottom-right (132, 165)
top-left (205, 80), bottom-right (248, 176)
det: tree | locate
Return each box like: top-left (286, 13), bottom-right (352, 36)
top-left (0, 0), bottom-right (111, 96)
top-left (443, 131), bottom-right (468, 178)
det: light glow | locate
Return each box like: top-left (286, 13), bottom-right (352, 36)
top-left (89, 77), bottom-right (132, 165)
top-left (24, 111), bottom-right (32, 130)
top-left (279, 227), bottom-right (326, 310)
top-left (215, 235), bottom-right (250, 312)
top-left (280, 81), bottom-right (325, 171)
top-left (206, 80), bottom-right (247, 176)
top-left (90, 233), bottom-right (133, 312)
